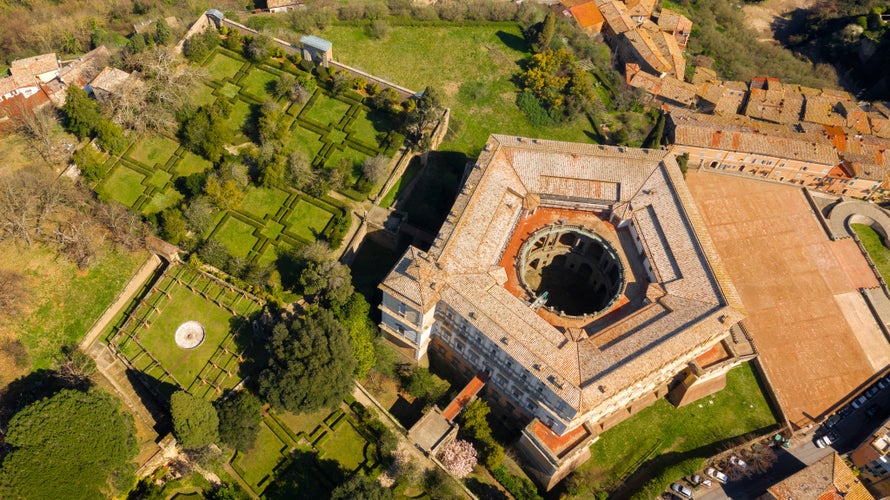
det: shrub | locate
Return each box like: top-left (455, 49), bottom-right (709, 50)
top-left (184, 28), bottom-right (221, 63)
top-left (516, 91), bottom-right (551, 127)
top-left (491, 466), bottom-right (542, 500)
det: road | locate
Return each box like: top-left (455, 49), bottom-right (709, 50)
top-left (695, 393), bottom-right (889, 499)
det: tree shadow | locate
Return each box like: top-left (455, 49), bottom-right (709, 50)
top-left (466, 477), bottom-right (510, 500)
top-left (275, 246), bottom-right (308, 291)
top-left (229, 312), bottom-right (269, 392)
top-left (0, 368), bottom-right (93, 427)
top-left (263, 449), bottom-right (345, 499)
top-left (496, 30), bottom-right (529, 53)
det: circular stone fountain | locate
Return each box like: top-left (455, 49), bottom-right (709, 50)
top-left (174, 321), bottom-right (206, 350)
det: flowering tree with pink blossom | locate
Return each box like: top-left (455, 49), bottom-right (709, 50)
top-left (438, 439), bottom-right (477, 479)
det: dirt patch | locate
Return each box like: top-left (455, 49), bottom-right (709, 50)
top-left (743, 0), bottom-right (818, 43)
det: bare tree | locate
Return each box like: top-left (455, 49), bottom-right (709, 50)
top-left (55, 218), bottom-right (104, 270)
top-left (15, 104), bottom-right (67, 165)
top-left (362, 155), bottom-right (391, 185)
top-left (94, 201), bottom-right (145, 251)
top-left (118, 47), bottom-right (209, 133)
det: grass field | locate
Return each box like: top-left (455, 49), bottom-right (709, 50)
top-left (319, 23), bottom-right (596, 155)
top-left (318, 422), bottom-right (369, 472)
top-left (137, 286), bottom-right (236, 388)
top-left (188, 83), bottom-right (218, 108)
top-left (852, 223), bottom-right (890, 282)
top-left (0, 244), bottom-right (147, 383)
top-left (174, 152), bottom-right (213, 177)
top-left (129, 135), bottom-right (179, 167)
top-left (350, 108), bottom-right (394, 146)
top-left (241, 68), bottom-right (279, 99)
top-left (576, 363), bottom-right (776, 492)
top-left (233, 422), bottom-right (289, 489)
top-left (380, 155), bottom-right (422, 209)
top-left (99, 166), bottom-right (147, 207)
top-left (226, 100), bottom-right (253, 139)
top-left (284, 126), bottom-right (326, 160)
top-left (214, 217), bottom-right (259, 257)
top-left (286, 200), bottom-right (334, 241)
top-left (240, 186), bottom-right (290, 221)
top-left (305, 93), bottom-right (352, 127)
top-left (206, 52), bottom-right (245, 81)
top-left (142, 187), bottom-right (183, 216)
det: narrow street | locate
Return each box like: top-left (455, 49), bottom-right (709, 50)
top-left (697, 395), bottom-right (889, 499)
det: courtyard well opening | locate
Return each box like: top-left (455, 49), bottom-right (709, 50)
top-left (519, 225), bottom-right (625, 317)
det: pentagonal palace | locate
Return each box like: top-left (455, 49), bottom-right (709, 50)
top-left (379, 135), bottom-right (756, 489)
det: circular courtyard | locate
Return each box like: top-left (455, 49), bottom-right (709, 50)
top-left (519, 225), bottom-right (625, 317)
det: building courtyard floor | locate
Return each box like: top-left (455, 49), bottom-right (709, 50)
top-left (685, 169), bottom-right (890, 429)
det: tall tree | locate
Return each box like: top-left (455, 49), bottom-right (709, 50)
top-left (0, 389), bottom-right (138, 499)
top-left (216, 391), bottom-right (263, 453)
top-left (62, 85), bottom-right (101, 139)
top-left (537, 11), bottom-right (556, 52)
top-left (259, 309), bottom-right (356, 413)
top-left (171, 390), bottom-right (219, 449)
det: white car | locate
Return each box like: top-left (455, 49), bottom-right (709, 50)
top-left (853, 395), bottom-right (868, 409)
top-left (690, 475), bottom-right (712, 487)
top-left (706, 467), bottom-right (728, 484)
top-left (730, 455), bottom-right (747, 468)
top-left (815, 436), bottom-right (830, 448)
top-left (671, 482), bottom-right (693, 499)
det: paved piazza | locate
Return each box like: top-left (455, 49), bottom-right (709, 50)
top-left (686, 170), bottom-right (890, 428)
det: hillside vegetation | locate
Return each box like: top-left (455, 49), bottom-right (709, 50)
top-left (666, 0), bottom-right (838, 88)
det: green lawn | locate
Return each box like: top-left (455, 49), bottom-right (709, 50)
top-left (205, 52), bottom-right (245, 82)
top-left (380, 155), bottom-right (422, 209)
top-left (233, 422), bottom-right (290, 490)
top-left (852, 223), bottom-right (890, 282)
top-left (142, 187), bottom-right (183, 216)
top-left (147, 169), bottom-right (172, 189)
top-left (318, 422), bottom-right (369, 472)
top-left (226, 100), bottom-right (253, 140)
top-left (98, 166), bottom-right (147, 207)
top-left (174, 152), bottom-right (213, 177)
top-left (2, 247), bottom-right (147, 371)
top-left (219, 82), bottom-right (241, 99)
top-left (241, 67), bottom-right (278, 99)
top-left (577, 363), bottom-right (776, 492)
top-left (304, 93), bottom-right (352, 127)
top-left (319, 23), bottom-right (597, 156)
top-left (261, 220), bottom-right (285, 240)
top-left (213, 217), bottom-right (259, 258)
top-left (286, 200), bottom-right (334, 241)
top-left (137, 286), bottom-right (239, 389)
top-left (189, 83), bottom-right (218, 108)
top-left (349, 108), bottom-right (393, 146)
top-left (240, 186), bottom-right (290, 221)
top-left (276, 407), bottom-right (332, 435)
top-left (285, 126), bottom-right (326, 159)
top-left (129, 135), bottom-right (179, 167)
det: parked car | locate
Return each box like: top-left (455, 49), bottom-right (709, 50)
top-left (706, 468), bottom-right (728, 484)
top-left (816, 435), bottom-right (831, 448)
top-left (730, 455), bottom-right (747, 468)
top-left (866, 387), bottom-right (879, 398)
top-left (878, 379), bottom-right (887, 390)
top-left (825, 414), bottom-right (841, 427)
top-left (690, 475), bottom-right (712, 487)
top-left (671, 483), bottom-right (694, 499)
top-left (839, 406), bottom-right (853, 418)
top-left (853, 396), bottom-right (868, 409)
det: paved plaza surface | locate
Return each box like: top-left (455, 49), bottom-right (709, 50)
top-left (686, 170), bottom-right (890, 429)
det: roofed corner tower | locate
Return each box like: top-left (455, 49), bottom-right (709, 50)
top-left (378, 135), bottom-right (756, 489)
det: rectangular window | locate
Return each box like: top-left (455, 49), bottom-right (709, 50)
top-left (398, 302), bottom-right (406, 316)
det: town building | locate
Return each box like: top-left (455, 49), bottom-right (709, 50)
top-left (379, 135), bottom-right (755, 489)
top-left (851, 416), bottom-right (890, 494)
top-left (760, 452), bottom-right (873, 500)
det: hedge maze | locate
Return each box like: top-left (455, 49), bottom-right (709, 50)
top-left (230, 403), bottom-right (381, 496)
top-left (105, 263), bottom-right (262, 401)
top-left (92, 45), bottom-right (407, 267)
